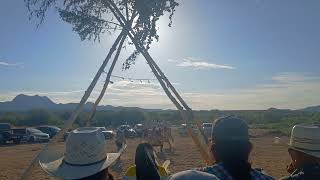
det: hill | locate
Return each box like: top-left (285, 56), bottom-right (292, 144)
top-left (0, 94), bottom-right (152, 112)
top-left (300, 105), bottom-right (320, 112)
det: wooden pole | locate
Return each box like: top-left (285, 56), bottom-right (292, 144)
top-left (86, 34), bottom-right (127, 125)
top-left (20, 31), bottom-right (125, 180)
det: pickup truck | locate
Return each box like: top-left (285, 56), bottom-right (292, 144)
top-left (0, 123), bottom-right (24, 144)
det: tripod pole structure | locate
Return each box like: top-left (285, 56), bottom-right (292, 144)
top-left (104, 0), bottom-right (213, 164)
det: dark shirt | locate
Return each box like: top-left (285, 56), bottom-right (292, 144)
top-left (280, 164), bottom-right (320, 180)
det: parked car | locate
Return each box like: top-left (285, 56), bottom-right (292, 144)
top-left (26, 128), bottom-right (50, 143)
top-left (0, 123), bottom-right (23, 144)
top-left (178, 123), bottom-right (188, 136)
top-left (134, 124), bottom-right (143, 137)
top-left (202, 123), bottom-right (213, 137)
top-left (97, 127), bottom-right (115, 139)
top-left (12, 128), bottom-right (28, 143)
top-left (63, 129), bottom-right (73, 141)
top-left (117, 125), bottom-right (137, 138)
top-left (178, 124), bottom-right (199, 136)
top-left (64, 127), bottom-right (115, 141)
top-left (36, 125), bottom-right (61, 138)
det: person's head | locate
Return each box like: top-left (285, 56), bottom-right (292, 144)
top-left (77, 168), bottom-right (112, 180)
top-left (40, 127), bottom-right (120, 180)
top-left (135, 143), bottom-right (160, 180)
top-left (287, 124), bottom-right (320, 171)
top-left (210, 116), bottom-right (252, 180)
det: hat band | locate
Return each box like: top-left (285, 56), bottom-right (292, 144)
top-left (293, 136), bottom-right (320, 144)
top-left (291, 146), bottom-right (320, 152)
top-left (63, 155), bottom-right (108, 167)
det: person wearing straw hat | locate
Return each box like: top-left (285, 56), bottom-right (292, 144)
top-left (280, 124), bottom-right (320, 180)
top-left (40, 127), bottom-right (122, 180)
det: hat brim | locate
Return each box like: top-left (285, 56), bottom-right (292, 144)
top-left (39, 153), bottom-right (120, 179)
top-left (288, 145), bottom-right (320, 159)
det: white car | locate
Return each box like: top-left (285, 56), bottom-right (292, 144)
top-left (178, 124), bottom-right (188, 136)
top-left (202, 123), bottom-right (213, 137)
top-left (26, 128), bottom-right (50, 143)
top-left (134, 124), bottom-right (143, 137)
top-left (97, 127), bottom-right (115, 139)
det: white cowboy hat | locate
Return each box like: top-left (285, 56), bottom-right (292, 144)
top-left (289, 124), bottom-right (320, 158)
top-left (40, 127), bottom-right (121, 179)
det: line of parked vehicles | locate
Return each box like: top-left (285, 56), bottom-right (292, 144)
top-left (0, 123), bottom-right (144, 145)
top-left (178, 122), bottom-right (213, 137)
top-left (1, 122), bottom-right (213, 145)
top-left (0, 123), bottom-right (59, 144)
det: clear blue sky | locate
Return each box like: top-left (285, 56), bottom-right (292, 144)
top-left (1, 0), bottom-right (320, 110)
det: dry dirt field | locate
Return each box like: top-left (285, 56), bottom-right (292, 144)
top-left (0, 129), bottom-right (291, 180)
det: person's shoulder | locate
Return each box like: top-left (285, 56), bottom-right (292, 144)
top-left (279, 175), bottom-right (304, 180)
top-left (168, 170), bottom-right (219, 180)
top-left (279, 171), bottom-right (309, 180)
top-left (251, 168), bottom-right (276, 180)
top-left (197, 164), bottom-right (221, 173)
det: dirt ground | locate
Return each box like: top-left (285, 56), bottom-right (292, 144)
top-left (0, 129), bottom-right (291, 180)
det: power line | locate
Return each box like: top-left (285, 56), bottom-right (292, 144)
top-left (110, 74), bottom-right (157, 82)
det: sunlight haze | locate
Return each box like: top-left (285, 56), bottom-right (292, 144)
top-left (1, 0), bottom-right (320, 110)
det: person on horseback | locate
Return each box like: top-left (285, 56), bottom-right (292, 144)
top-left (115, 130), bottom-right (126, 151)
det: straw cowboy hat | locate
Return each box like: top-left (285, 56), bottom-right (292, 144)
top-left (289, 124), bottom-right (320, 158)
top-left (40, 127), bottom-right (121, 179)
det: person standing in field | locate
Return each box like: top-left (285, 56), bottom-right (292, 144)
top-left (115, 130), bottom-right (126, 151)
top-left (280, 124), bottom-right (320, 180)
top-left (198, 116), bottom-right (275, 180)
top-left (39, 127), bottom-right (120, 180)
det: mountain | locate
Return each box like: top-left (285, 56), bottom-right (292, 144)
top-left (0, 94), bottom-right (157, 112)
top-left (0, 94), bottom-right (57, 111)
top-left (300, 105), bottom-right (320, 112)
top-left (0, 94), bottom-right (98, 111)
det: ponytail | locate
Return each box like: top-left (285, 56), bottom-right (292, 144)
top-left (215, 141), bottom-right (252, 180)
top-left (135, 143), bottom-right (160, 180)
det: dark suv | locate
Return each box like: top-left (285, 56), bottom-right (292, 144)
top-left (36, 126), bottom-right (61, 138)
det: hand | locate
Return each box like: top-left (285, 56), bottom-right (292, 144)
top-left (287, 162), bottom-right (296, 174)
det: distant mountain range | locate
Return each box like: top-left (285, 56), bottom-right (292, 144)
top-left (0, 94), bottom-right (319, 112)
top-left (300, 105), bottom-right (320, 112)
top-left (0, 94), bottom-right (152, 112)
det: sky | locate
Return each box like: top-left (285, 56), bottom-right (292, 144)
top-left (0, 0), bottom-right (320, 110)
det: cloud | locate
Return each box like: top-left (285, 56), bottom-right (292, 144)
top-left (181, 72), bottom-right (320, 110)
top-left (169, 57), bottom-right (235, 70)
top-left (0, 60), bottom-right (23, 68)
top-left (102, 72), bottom-right (320, 110)
top-left (167, 59), bottom-right (178, 63)
top-left (271, 72), bottom-right (320, 83)
top-left (1, 72), bottom-right (319, 110)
